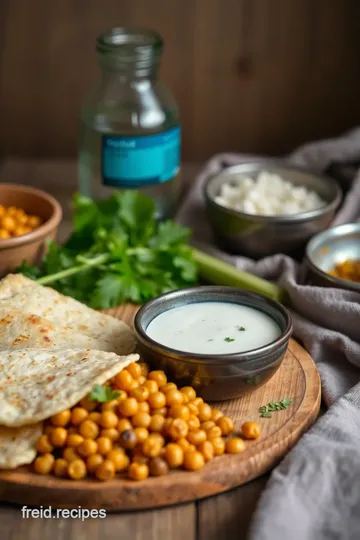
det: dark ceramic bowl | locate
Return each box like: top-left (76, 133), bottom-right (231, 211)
top-left (134, 286), bottom-right (293, 401)
top-left (204, 161), bottom-right (342, 258)
top-left (303, 222), bottom-right (360, 292)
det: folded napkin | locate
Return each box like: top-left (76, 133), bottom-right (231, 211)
top-left (177, 127), bottom-right (360, 540)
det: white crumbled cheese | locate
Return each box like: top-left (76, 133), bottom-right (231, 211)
top-left (214, 170), bottom-right (326, 216)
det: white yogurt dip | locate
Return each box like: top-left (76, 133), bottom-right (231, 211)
top-left (146, 302), bottom-right (281, 354)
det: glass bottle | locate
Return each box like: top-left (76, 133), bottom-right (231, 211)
top-left (78, 28), bottom-right (181, 220)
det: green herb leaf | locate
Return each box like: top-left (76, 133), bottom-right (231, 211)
top-left (224, 337), bottom-right (235, 342)
top-left (16, 190), bottom-right (198, 308)
top-left (238, 326), bottom-right (246, 331)
top-left (88, 384), bottom-right (120, 403)
top-left (259, 398), bottom-right (293, 418)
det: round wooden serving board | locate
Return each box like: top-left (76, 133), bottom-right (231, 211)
top-left (0, 304), bottom-right (321, 511)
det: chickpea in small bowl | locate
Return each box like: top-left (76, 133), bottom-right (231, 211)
top-left (0, 204), bottom-right (43, 239)
top-left (0, 183), bottom-right (62, 277)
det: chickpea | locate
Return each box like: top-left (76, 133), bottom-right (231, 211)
top-left (169, 404), bottom-right (190, 421)
top-left (143, 380), bottom-right (158, 394)
top-left (207, 426), bottom-right (222, 440)
top-left (126, 362), bottom-right (142, 379)
top-left (201, 421), bottom-right (216, 432)
top-left (0, 229), bottom-right (10, 239)
top-left (78, 419), bottom-right (99, 440)
top-left (137, 402), bottom-right (151, 414)
top-left (188, 415), bottom-right (200, 431)
top-left (13, 226), bottom-right (29, 237)
top-left (130, 386), bottom-right (150, 402)
top-left (34, 453), bottom-right (55, 474)
top-left (241, 421), bottom-right (261, 440)
top-left (116, 391), bottom-right (128, 403)
top-left (163, 417), bottom-right (173, 435)
top-left (164, 443), bottom-right (184, 468)
top-left (107, 449), bottom-right (130, 472)
top-left (151, 406), bottom-right (167, 416)
top-left (118, 397), bottom-right (139, 417)
top-left (188, 403), bottom-right (199, 416)
top-left (192, 397), bottom-right (204, 408)
top-left (63, 447), bottom-right (80, 462)
top-left (53, 458), bottom-right (68, 477)
top-left (160, 382), bottom-right (177, 394)
top-left (101, 399), bottom-right (119, 412)
top-left (128, 462), bottom-right (149, 481)
top-left (99, 411), bottom-right (118, 429)
top-left (142, 435), bottom-right (163, 458)
top-left (71, 407), bottom-right (89, 425)
top-left (114, 370), bottom-right (134, 391)
top-left (117, 419), bottom-right (132, 433)
top-left (79, 396), bottom-right (97, 412)
top-left (134, 427), bottom-right (149, 444)
top-left (149, 457), bottom-right (169, 477)
top-left (129, 379), bottom-right (139, 391)
top-left (67, 459), bottom-right (87, 480)
top-left (36, 434), bottom-right (54, 454)
top-left (77, 439), bottom-right (98, 458)
top-left (50, 409), bottom-right (71, 427)
top-left (187, 429), bottom-right (207, 446)
top-left (119, 429), bottom-right (137, 450)
top-left (132, 412), bottom-right (151, 429)
top-left (96, 436), bottom-right (113, 456)
top-left (87, 454), bottom-right (104, 474)
top-left (217, 416), bottom-right (235, 436)
top-left (27, 215), bottom-right (42, 228)
top-left (181, 386), bottom-right (196, 401)
top-left (198, 441), bottom-right (214, 462)
top-left (177, 438), bottom-right (190, 452)
top-left (151, 432), bottom-right (165, 445)
top-left (165, 389), bottom-right (184, 407)
top-left (148, 392), bottom-right (166, 409)
top-left (198, 403), bottom-right (212, 422)
top-left (149, 414), bottom-right (165, 433)
top-left (66, 433), bottom-right (84, 448)
top-left (138, 376), bottom-right (146, 385)
top-left (95, 459), bottom-right (116, 481)
top-left (183, 450), bottom-right (205, 471)
top-left (211, 409), bottom-right (224, 422)
top-left (50, 427), bottom-right (67, 447)
top-left (168, 418), bottom-right (188, 440)
top-left (136, 363), bottom-right (148, 379)
top-left (1, 215), bottom-right (15, 233)
top-left (88, 412), bottom-right (102, 424)
top-left (100, 428), bottom-right (120, 442)
top-left (181, 394), bottom-right (190, 404)
top-left (148, 370), bottom-right (167, 387)
top-left (226, 437), bottom-right (246, 454)
top-left (210, 437), bottom-right (225, 456)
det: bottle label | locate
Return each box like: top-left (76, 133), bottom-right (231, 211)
top-left (101, 126), bottom-right (181, 188)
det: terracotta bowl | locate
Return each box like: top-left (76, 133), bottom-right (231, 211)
top-left (0, 184), bottom-right (62, 277)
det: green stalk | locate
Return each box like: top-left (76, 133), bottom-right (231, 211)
top-left (192, 248), bottom-right (288, 304)
top-left (37, 254), bottom-right (110, 285)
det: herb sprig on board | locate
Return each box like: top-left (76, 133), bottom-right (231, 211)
top-left (259, 398), bottom-right (293, 418)
top-left (17, 191), bottom-right (197, 308)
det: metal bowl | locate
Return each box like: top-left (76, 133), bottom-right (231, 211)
top-left (134, 286), bottom-right (293, 401)
top-left (204, 161), bottom-right (342, 258)
top-left (302, 222), bottom-right (360, 292)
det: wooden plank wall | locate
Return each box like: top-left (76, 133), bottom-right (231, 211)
top-left (1, 0), bottom-right (360, 161)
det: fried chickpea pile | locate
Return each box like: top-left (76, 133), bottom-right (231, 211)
top-left (0, 205), bottom-right (42, 239)
top-left (34, 363), bottom-right (261, 482)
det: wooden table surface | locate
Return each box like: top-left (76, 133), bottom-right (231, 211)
top-left (0, 158), bottom-right (270, 540)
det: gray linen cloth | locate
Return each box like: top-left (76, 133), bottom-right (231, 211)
top-left (177, 127), bottom-right (360, 540)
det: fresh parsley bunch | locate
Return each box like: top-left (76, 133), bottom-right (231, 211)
top-left (18, 191), bottom-right (198, 308)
